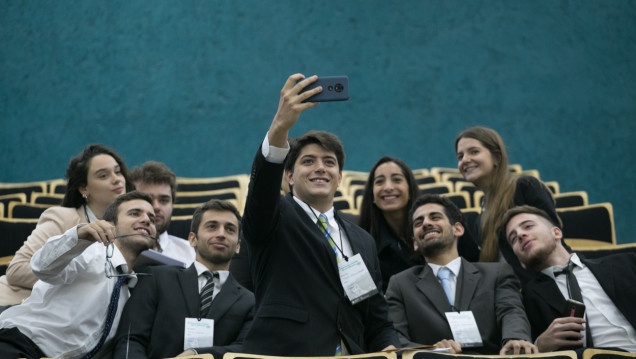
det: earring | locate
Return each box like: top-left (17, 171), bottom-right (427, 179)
top-left (82, 193), bottom-right (88, 200)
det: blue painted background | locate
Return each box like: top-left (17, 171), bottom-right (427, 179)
top-left (1, 1), bottom-right (634, 243)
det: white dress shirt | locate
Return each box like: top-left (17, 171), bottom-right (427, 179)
top-left (427, 257), bottom-right (462, 307)
top-left (158, 231), bottom-right (196, 266)
top-left (193, 261), bottom-right (229, 300)
top-left (542, 254), bottom-right (636, 351)
top-left (0, 225), bottom-right (138, 359)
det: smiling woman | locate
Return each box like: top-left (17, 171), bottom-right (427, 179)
top-left (358, 156), bottom-right (423, 292)
top-left (455, 127), bottom-right (567, 283)
top-left (0, 144), bottom-right (134, 305)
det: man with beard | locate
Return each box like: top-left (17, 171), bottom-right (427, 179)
top-left (0, 191), bottom-right (157, 359)
top-left (502, 205), bottom-right (636, 352)
top-left (386, 194), bottom-right (536, 355)
top-left (112, 199), bottom-right (254, 359)
top-left (131, 161), bottom-right (195, 265)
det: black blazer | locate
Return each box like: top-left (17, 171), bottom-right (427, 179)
top-left (112, 264), bottom-right (255, 359)
top-left (523, 253), bottom-right (636, 342)
top-left (240, 148), bottom-right (399, 356)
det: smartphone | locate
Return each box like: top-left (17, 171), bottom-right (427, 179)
top-left (562, 299), bottom-right (585, 318)
top-left (300, 76), bottom-right (349, 103)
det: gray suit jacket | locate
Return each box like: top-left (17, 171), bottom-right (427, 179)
top-left (386, 258), bottom-right (531, 354)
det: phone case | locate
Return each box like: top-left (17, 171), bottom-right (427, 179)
top-left (301, 76), bottom-right (349, 103)
top-left (562, 299), bottom-right (585, 318)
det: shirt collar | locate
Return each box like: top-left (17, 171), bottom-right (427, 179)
top-left (292, 195), bottom-right (336, 225)
top-left (84, 205), bottom-right (98, 223)
top-left (107, 244), bottom-right (138, 287)
top-left (194, 261), bottom-right (229, 288)
top-left (542, 253), bottom-right (583, 279)
top-left (428, 256), bottom-right (462, 277)
top-left (158, 231), bottom-right (169, 248)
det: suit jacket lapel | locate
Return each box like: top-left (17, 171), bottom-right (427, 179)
top-left (533, 273), bottom-right (565, 314)
top-left (582, 257), bottom-right (616, 300)
top-left (178, 265), bottom-right (201, 317)
top-left (455, 259), bottom-right (479, 311)
top-left (416, 265), bottom-right (452, 316)
top-left (287, 194), bottom-right (340, 271)
top-left (206, 274), bottom-right (241, 320)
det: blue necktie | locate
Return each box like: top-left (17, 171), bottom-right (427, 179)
top-left (437, 266), bottom-right (454, 307)
top-left (82, 270), bottom-right (127, 359)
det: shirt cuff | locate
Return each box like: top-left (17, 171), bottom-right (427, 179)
top-left (262, 131), bottom-right (289, 164)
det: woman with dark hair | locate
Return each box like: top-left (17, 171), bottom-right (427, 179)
top-left (0, 144), bottom-right (133, 305)
top-left (358, 156), bottom-right (422, 292)
top-left (455, 126), bottom-right (566, 282)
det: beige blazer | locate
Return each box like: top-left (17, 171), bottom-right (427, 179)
top-left (0, 206), bottom-right (85, 305)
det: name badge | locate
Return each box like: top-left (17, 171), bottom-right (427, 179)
top-left (184, 318), bottom-right (214, 350)
top-left (338, 253), bottom-right (378, 304)
top-left (444, 311), bottom-right (483, 348)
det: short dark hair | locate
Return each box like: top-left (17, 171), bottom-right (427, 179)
top-left (190, 199), bottom-right (242, 236)
top-left (499, 205), bottom-right (559, 240)
top-left (408, 194), bottom-right (464, 238)
top-left (103, 191), bottom-right (153, 225)
top-left (284, 131), bottom-right (345, 173)
top-left (62, 144), bottom-right (134, 208)
top-left (130, 161), bottom-right (177, 201)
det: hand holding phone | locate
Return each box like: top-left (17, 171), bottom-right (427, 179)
top-left (300, 76), bottom-right (349, 103)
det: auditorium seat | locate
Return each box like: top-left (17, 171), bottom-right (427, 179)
top-left (31, 193), bottom-right (64, 205)
top-left (0, 218), bottom-right (38, 257)
top-left (401, 349), bottom-right (576, 359)
top-left (558, 203), bottom-right (615, 245)
top-left (47, 178), bottom-right (67, 194)
top-left (8, 202), bottom-right (51, 219)
top-left (419, 183), bottom-right (452, 195)
top-left (554, 191), bottom-right (588, 208)
top-left (442, 192), bottom-right (471, 210)
top-left (0, 181), bottom-right (47, 202)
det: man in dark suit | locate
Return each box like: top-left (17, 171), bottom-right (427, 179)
top-left (502, 205), bottom-right (636, 352)
top-left (386, 194), bottom-right (536, 355)
top-left (241, 74), bottom-right (399, 356)
top-left (112, 199), bottom-right (255, 359)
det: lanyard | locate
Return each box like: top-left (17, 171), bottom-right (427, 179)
top-left (300, 197), bottom-right (349, 262)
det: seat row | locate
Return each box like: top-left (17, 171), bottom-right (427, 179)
top-left (0, 166), bottom-right (625, 261)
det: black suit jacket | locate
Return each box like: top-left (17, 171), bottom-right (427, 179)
top-left (112, 264), bottom-right (255, 359)
top-left (387, 259), bottom-right (531, 354)
top-left (240, 148), bottom-right (399, 356)
top-left (523, 253), bottom-right (636, 343)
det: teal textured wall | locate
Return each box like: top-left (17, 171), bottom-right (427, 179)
top-left (1, 1), bottom-right (635, 243)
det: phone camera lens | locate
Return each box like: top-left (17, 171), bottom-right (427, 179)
top-left (334, 83), bottom-right (344, 92)
top-left (328, 85), bottom-right (334, 91)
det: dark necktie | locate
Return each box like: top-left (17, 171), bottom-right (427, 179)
top-left (555, 260), bottom-right (593, 348)
top-left (82, 269), bottom-right (127, 359)
top-left (200, 271), bottom-right (218, 318)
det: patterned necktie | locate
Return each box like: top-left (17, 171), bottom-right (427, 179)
top-left (437, 266), bottom-right (454, 308)
top-left (318, 214), bottom-right (342, 355)
top-left (82, 270), bottom-right (127, 359)
top-left (200, 271), bottom-right (218, 318)
top-left (318, 214), bottom-right (340, 263)
top-left (555, 260), bottom-right (593, 347)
